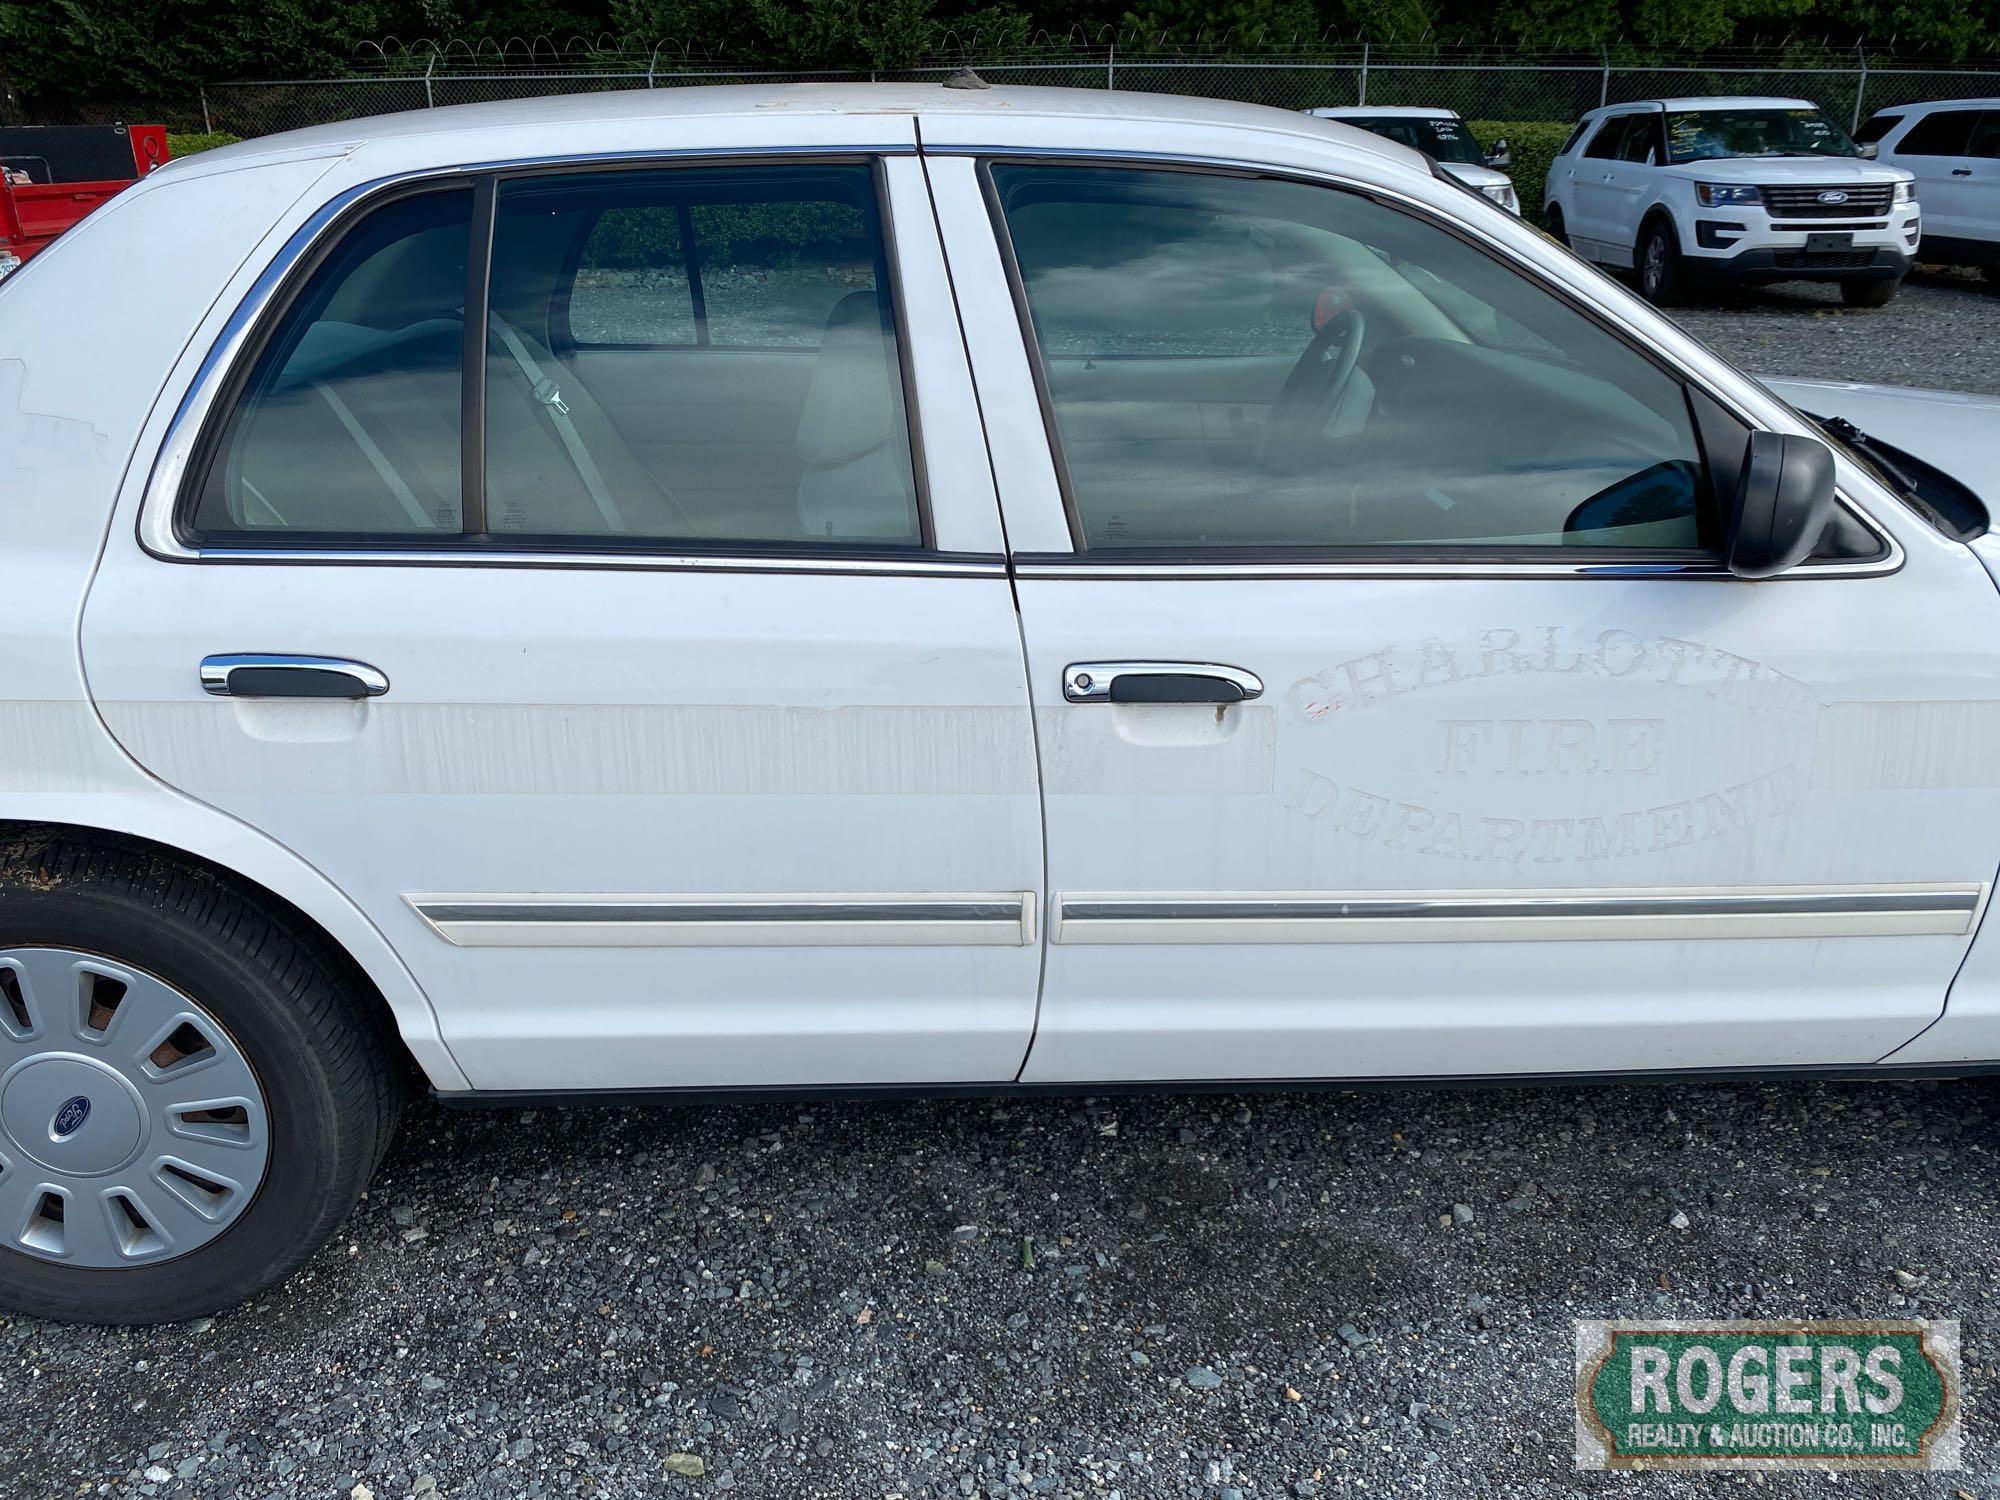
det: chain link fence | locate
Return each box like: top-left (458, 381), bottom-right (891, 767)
top-left (187, 45), bottom-right (2000, 142)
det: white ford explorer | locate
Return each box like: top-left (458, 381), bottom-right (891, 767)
top-left (0, 83), bottom-right (1996, 1324)
top-left (1544, 96), bottom-right (1921, 305)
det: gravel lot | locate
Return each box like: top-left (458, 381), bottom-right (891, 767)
top-left (1676, 266), bottom-right (2000, 394)
top-left (6, 272), bottom-right (2000, 1500)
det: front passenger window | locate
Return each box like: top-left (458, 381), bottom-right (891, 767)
top-left (991, 164), bottom-right (1710, 554)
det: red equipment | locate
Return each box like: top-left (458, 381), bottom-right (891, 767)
top-left (1, 123), bottom-right (170, 278)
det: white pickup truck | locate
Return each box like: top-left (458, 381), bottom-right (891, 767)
top-left (0, 83), bottom-right (1994, 1324)
top-left (1544, 96), bottom-right (1921, 305)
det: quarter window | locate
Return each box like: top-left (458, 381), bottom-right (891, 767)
top-left (991, 164), bottom-right (1710, 553)
top-left (187, 162), bottom-right (923, 550)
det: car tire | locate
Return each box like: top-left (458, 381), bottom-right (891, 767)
top-left (1637, 219), bottom-right (1682, 305)
top-left (1544, 204), bottom-right (1569, 246)
top-left (1840, 277), bottom-right (1900, 308)
top-left (0, 830), bottom-right (403, 1324)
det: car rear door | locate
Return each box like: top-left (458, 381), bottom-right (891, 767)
top-left (1568, 113), bottom-right (1644, 262)
top-left (926, 144), bottom-right (2000, 1085)
top-left (1881, 107), bottom-right (1988, 244)
top-left (80, 139), bottom-right (1044, 1093)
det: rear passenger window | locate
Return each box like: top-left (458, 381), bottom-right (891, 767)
top-left (188, 189), bottom-right (470, 540)
top-left (1897, 110), bottom-right (1977, 156)
top-left (186, 163), bottom-right (923, 551)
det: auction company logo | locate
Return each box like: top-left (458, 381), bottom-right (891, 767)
top-left (1575, 1320), bottom-right (1959, 1471)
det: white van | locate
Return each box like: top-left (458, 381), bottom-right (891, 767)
top-left (1856, 98), bottom-right (2000, 278)
top-left (1303, 107), bottom-right (1520, 213)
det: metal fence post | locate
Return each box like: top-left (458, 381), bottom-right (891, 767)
top-left (1852, 42), bottom-right (1868, 130)
top-left (1107, 43), bottom-right (1115, 91)
top-left (423, 52), bottom-right (437, 109)
top-left (1358, 42), bottom-right (1369, 106)
top-left (1599, 45), bottom-right (1610, 108)
top-left (201, 86), bottom-right (213, 135)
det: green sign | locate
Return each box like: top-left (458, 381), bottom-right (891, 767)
top-left (1575, 1320), bottom-right (1960, 1471)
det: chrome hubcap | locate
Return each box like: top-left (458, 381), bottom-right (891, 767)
top-left (0, 950), bottom-right (268, 1268)
top-left (1644, 240), bottom-right (1665, 287)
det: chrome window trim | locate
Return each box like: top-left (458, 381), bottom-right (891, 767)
top-left (409, 891), bottom-right (1035, 948)
top-left (136, 143), bottom-right (948, 573)
top-left (1054, 884), bottom-right (1983, 945)
top-left (955, 144), bottom-right (1902, 582)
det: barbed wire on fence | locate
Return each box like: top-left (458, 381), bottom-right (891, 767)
top-left (16, 38), bottom-right (2000, 139)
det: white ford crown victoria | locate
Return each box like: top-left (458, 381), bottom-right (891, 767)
top-left (1, 84), bottom-right (1997, 1324)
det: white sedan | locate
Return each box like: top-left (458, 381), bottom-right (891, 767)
top-left (0, 83), bottom-right (1996, 1324)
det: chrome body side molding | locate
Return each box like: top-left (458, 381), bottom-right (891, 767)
top-left (1052, 885), bottom-right (1985, 945)
top-left (410, 893), bottom-right (1036, 948)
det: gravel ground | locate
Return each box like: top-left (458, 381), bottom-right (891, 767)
top-left (1675, 267), bottom-right (2000, 394)
top-left (7, 267), bottom-right (2000, 1500)
top-left (4, 1081), bottom-right (1999, 1499)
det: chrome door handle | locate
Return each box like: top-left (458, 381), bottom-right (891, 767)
top-left (1063, 661), bottom-right (1263, 705)
top-left (1952, 168), bottom-right (1973, 176)
top-left (199, 654), bottom-right (390, 699)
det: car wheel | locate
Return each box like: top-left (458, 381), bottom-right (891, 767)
top-left (1637, 220), bottom-right (1681, 305)
top-left (1544, 204), bottom-right (1568, 246)
top-left (0, 831), bottom-right (403, 1324)
top-left (1840, 277), bottom-right (1900, 308)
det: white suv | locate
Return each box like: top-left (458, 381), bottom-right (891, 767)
top-left (1545, 96), bottom-right (1920, 305)
top-left (1303, 107), bottom-right (1521, 213)
top-left (1856, 98), bottom-right (2000, 278)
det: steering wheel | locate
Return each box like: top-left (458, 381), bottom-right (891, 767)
top-left (1263, 306), bottom-right (1366, 471)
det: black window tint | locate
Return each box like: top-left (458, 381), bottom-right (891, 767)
top-left (484, 164), bottom-right (920, 546)
top-left (1582, 118), bottom-right (1629, 159)
top-left (188, 189), bottom-right (470, 541)
top-left (992, 164), bottom-right (1709, 554)
top-left (1558, 120), bottom-right (1591, 156)
top-left (1970, 112), bottom-right (2000, 159)
top-left (1853, 113), bottom-right (1903, 145)
top-left (1615, 117), bottom-right (1660, 164)
top-left (1898, 110), bottom-right (1977, 156)
top-left (568, 208), bottom-right (695, 345)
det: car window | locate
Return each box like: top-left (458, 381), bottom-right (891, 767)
top-left (187, 188), bottom-right (471, 539)
top-left (1582, 118), bottom-right (1631, 160)
top-left (1970, 112), bottom-right (2000, 159)
top-left (1664, 108), bottom-right (1859, 163)
top-left (1854, 113), bottom-right (1904, 146)
top-left (1614, 117), bottom-right (1660, 164)
top-left (186, 164), bottom-right (923, 551)
top-left (1558, 120), bottom-right (1592, 156)
top-left (568, 208), bottom-right (696, 345)
top-left (990, 163), bottom-right (1709, 554)
top-left (1895, 110), bottom-right (1978, 157)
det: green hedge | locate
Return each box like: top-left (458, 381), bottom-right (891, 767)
top-left (166, 131), bottom-right (240, 158)
top-left (1468, 120), bottom-right (1575, 226)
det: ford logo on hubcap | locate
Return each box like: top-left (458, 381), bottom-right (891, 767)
top-left (1817, 189), bottom-right (1850, 205)
top-left (51, 1094), bottom-right (90, 1138)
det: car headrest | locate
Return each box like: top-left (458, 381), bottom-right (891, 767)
top-left (796, 290), bottom-right (900, 470)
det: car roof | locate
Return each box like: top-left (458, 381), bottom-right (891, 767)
top-left (1305, 106), bottom-right (1456, 119)
top-left (1593, 96), bottom-right (1818, 115)
top-left (166, 82), bottom-right (1419, 175)
top-left (1870, 96), bottom-right (2000, 113)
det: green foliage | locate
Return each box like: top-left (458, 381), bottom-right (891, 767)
top-left (165, 130), bottom-right (238, 155)
top-left (1469, 118), bottom-right (1577, 225)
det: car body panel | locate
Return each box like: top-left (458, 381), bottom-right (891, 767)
top-left (1860, 98), bottom-right (2000, 257)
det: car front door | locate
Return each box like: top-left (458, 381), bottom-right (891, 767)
top-left (80, 145), bottom-right (1044, 1092)
top-left (928, 149), bottom-right (2000, 1084)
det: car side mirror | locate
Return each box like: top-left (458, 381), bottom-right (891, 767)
top-left (1857, 141), bottom-right (1879, 159)
top-left (1486, 139), bottom-right (1513, 169)
top-left (1724, 430), bottom-right (1837, 579)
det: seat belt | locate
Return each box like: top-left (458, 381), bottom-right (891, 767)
top-left (489, 315), bottom-right (626, 533)
top-left (314, 382), bottom-right (436, 530)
